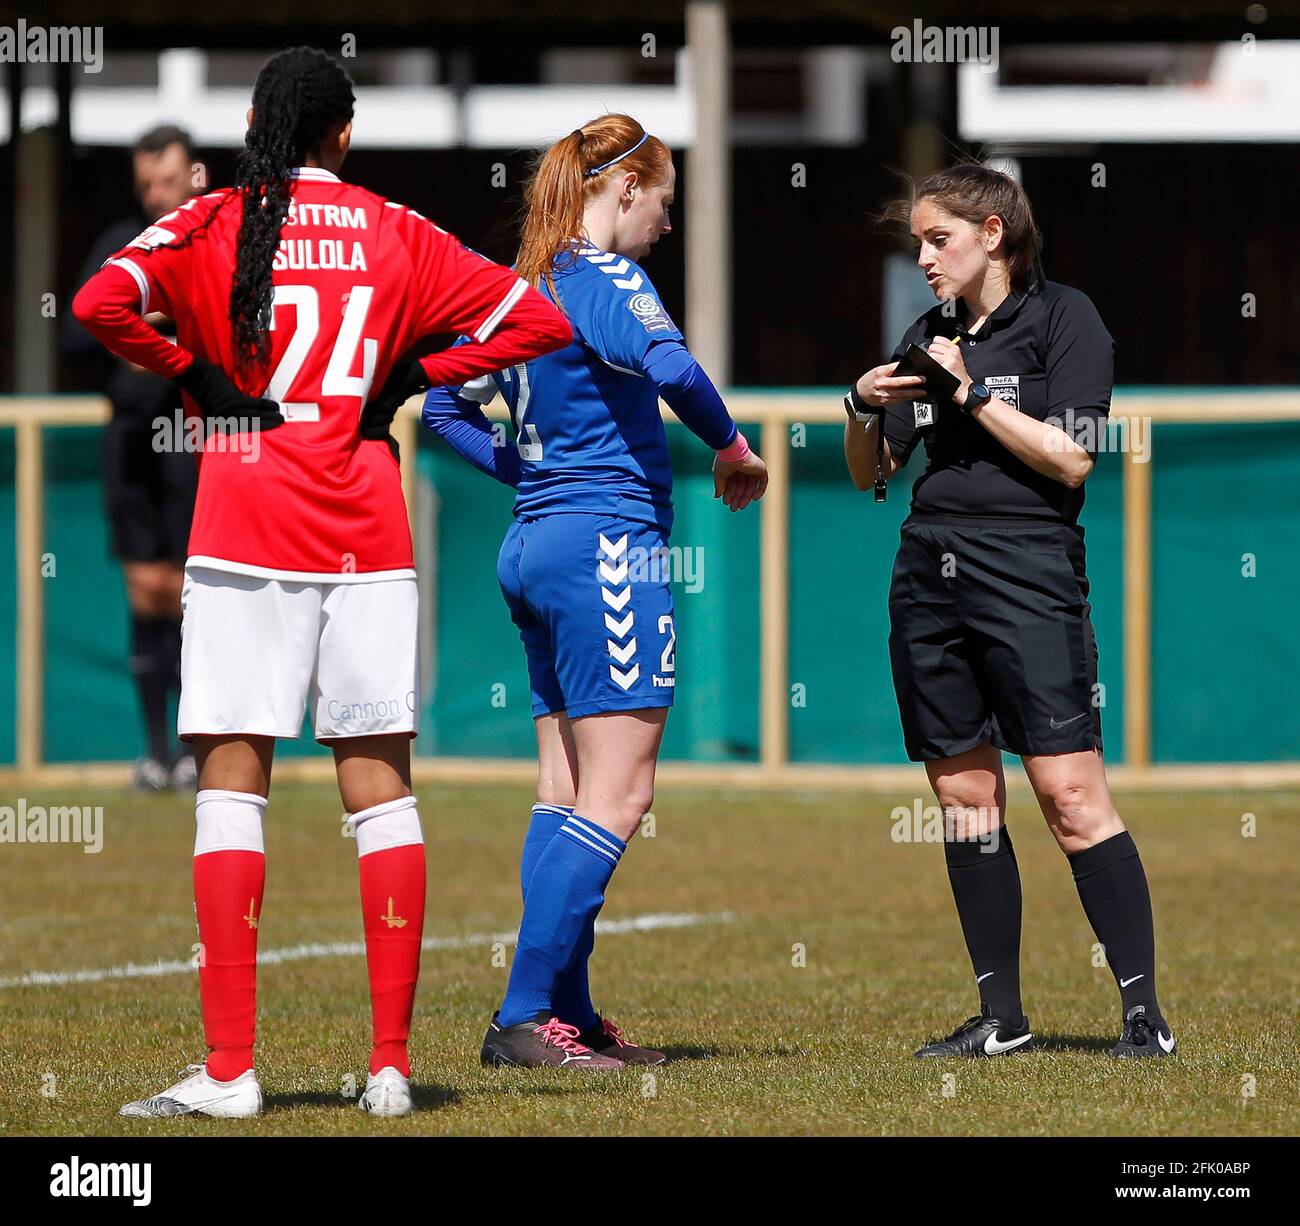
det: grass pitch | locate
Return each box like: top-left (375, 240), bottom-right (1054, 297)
top-left (1, 780), bottom-right (1295, 1136)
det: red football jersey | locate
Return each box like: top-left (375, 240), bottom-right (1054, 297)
top-left (78, 167), bottom-right (551, 580)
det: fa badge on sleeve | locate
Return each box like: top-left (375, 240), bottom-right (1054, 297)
top-left (986, 375), bottom-right (1020, 409)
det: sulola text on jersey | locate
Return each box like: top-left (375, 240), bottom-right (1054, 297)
top-left (272, 200), bottom-right (371, 271)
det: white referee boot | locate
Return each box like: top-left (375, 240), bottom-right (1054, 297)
top-left (119, 1063), bottom-right (263, 1119)
top-left (356, 1066), bottom-right (412, 1117)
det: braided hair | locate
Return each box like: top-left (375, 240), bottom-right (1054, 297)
top-left (230, 47), bottom-right (355, 375)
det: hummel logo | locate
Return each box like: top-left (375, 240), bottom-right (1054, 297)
top-left (1119, 974), bottom-right (1145, 988)
top-left (983, 1031), bottom-right (1032, 1056)
top-left (1049, 711), bottom-right (1088, 729)
top-left (380, 898), bottom-right (407, 929)
top-left (976, 972), bottom-right (995, 984)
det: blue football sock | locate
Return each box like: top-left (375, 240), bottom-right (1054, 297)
top-left (519, 803), bottom-right (570, 899)
top-left (519, 803), bottom-right (600, 1032)
top-left (553, 922), bottom-right (599, 1033)
top-left (499, 815), bottom-right (625, 1028)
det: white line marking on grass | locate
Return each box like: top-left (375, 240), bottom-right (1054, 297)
top-left (0, 911), bottom-right (735, 990)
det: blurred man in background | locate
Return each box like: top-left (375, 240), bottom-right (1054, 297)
top-left (63, 124), bottom-right (205, 790)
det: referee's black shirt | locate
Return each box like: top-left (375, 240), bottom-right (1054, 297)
top-left (63, 216), bottom-right (178, 424)
top-left (882, 280), bottom-right (1115, 525)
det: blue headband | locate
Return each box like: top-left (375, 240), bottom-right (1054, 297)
top-left (583, 132), bottom-right (649, 178)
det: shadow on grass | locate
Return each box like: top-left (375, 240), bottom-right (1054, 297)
top-left (1032, 1033), bottom-right (1117, 1055)
top-left (477, 1080), bottom-right (578, 1098)
top-left (660, 1045), bottom-right (721, 1063)
top-left (469, 1043), bottom-right (799, 1079)
top-left (661, 1042), bottom-right (804, 1063)
top-left (264, 1084), bottom-right (462, 1112)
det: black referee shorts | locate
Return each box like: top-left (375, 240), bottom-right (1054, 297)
top-left (887, 518), bottom-right (1103, 761)
top-left (102, 412), bottom-right (197, 563)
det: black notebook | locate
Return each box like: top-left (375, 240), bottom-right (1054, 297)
top-left (893, 342), bottom-right (961, 402)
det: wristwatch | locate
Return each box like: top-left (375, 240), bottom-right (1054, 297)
top-left (844, 386), bottom-right (878, 429)
top-left (958, 381), bottom-right (992, 414)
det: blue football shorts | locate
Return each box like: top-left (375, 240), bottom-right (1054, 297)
top-left (497, 512), bottom-right (677, 719)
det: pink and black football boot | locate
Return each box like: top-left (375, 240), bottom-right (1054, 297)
top-left (481, 1012), bottom-right (624, 1069)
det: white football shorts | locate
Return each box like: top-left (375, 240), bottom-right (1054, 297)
top-left (178, 566), bottom-right (418, 742)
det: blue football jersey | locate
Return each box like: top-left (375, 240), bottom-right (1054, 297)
top-left (458, 244), bottom-right (684, 531)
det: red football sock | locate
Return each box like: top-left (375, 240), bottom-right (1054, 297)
top-left (193, 849), bottom-right (265, 1081)
top-left (358, 843), bottom-right (426, 1076)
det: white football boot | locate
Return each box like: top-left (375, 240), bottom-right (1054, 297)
top-left (119, 1063), bottom-right (262, 1119)
top-left (356, 1066), bottom-right (412, 1117)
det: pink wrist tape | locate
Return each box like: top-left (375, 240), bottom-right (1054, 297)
top-left (716, 430), bottom-right (750, 464)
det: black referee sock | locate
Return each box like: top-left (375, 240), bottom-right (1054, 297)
top-left (1069, 830), bottom-right (1161, 1021)
top-left (129, 614), bottom-right (173, 764)
top-left (944, 828), bottom-right (1024, 1024)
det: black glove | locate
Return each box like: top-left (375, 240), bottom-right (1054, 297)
top-left (175, 357), bottom-right (284, 432)
top-left (360, 358), bottom-right (429, 442)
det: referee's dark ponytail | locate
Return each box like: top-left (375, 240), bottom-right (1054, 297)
top-left (230, 47), bottom-right (355, 376)
top-left (887, 162), bottom-right (1044, 294)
